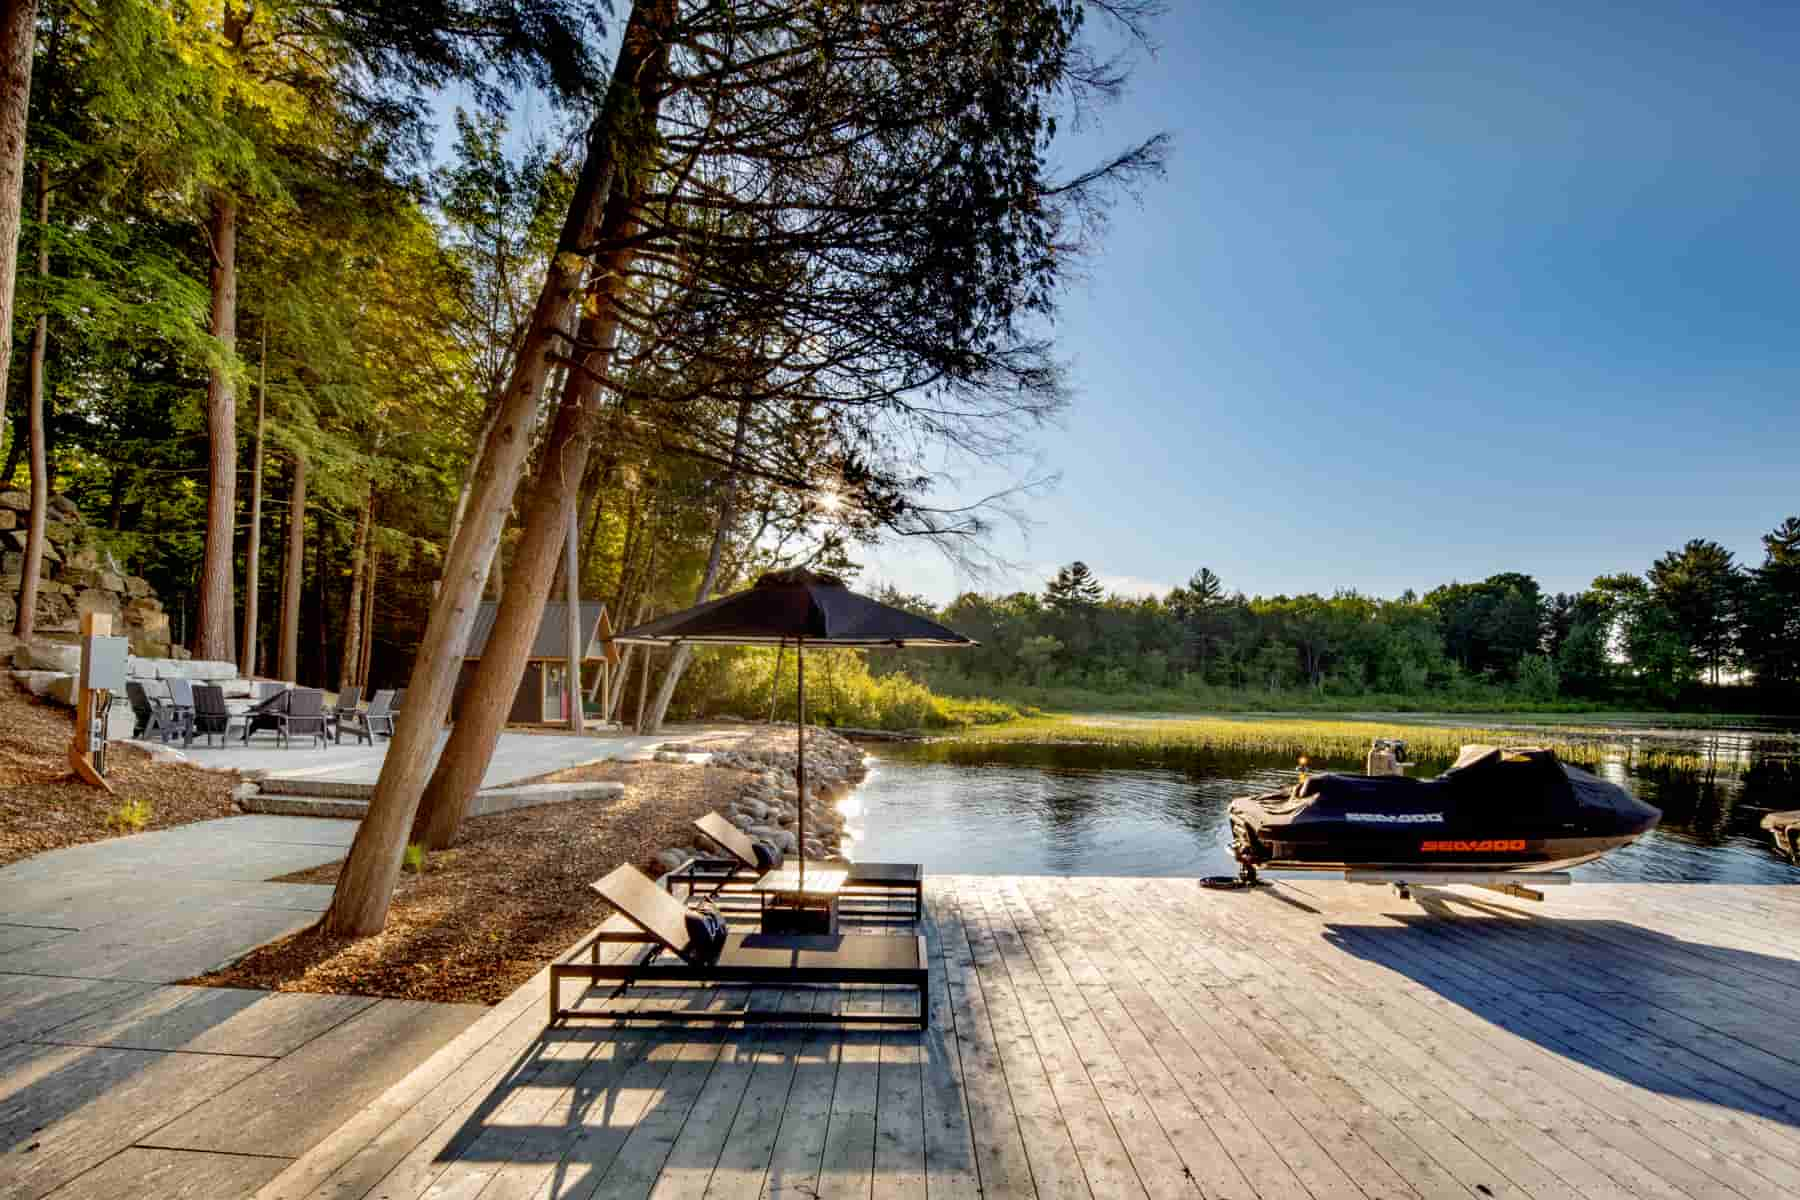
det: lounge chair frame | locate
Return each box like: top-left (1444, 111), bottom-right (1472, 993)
top-left (336, 688), bottom-right (395, 744)
top-left (125, 681), bottom-right (191, 745)
top-left (673, 812), bottom-right (924, 921)
top-left (277, 688), bottom-right (330, 749)
top-left (549, 864), bottom-right (926, 1028)
top-left (190, 684), bottom-right (241, 747)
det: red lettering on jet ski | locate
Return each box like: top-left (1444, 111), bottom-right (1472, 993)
top-left (1419, 839), bottom-right (1528, 853)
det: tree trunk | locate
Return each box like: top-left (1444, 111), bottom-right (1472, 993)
top-left (194, 189), bottom-right (237, 662)
top-left (412, 181), bottom-right (646, 849)
top-left (277, 453), bottom-right (306, 682)
top-left (0, 0), bottom-right (36, 433)
top-left (358, 542), bottom-right (378, 686)
top-left (340, 477), bottom-right (373, 691)
top-left (313, 513), bottom-right (328, 686)
top-left (322, 0), bottom-right (671, 936)
top-left (240, 324), bottom-right (266, 675)
top-left (642, 393), bottom-right (753, 732)
top-left (446, 390), bottom-right (501, 556)
top-left (14, 159), bottom-right (47, 639)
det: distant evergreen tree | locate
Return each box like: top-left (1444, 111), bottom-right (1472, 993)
top-left (1045, 561), bottom-right (1105, 612)
top-left (1647, 539), bottom-right (1744, 684)
top-left (1744, 517), bottom-right (1800, 689)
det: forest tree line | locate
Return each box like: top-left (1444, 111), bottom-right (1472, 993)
top-left (862, 521), bottom-right (1800, 710)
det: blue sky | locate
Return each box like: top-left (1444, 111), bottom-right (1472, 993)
top-left (859, 1), bottom-right (1800, 605)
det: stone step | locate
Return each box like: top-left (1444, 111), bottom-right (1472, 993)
top-left (256, 777), bottom-right (376, 800)
top-left (241, 794), bottom-right (369, 819)
top-left (241, 780), bottom-right (625, 821)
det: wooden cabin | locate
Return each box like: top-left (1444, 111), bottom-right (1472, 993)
top-left (453, 601), bottom-right (610, 724)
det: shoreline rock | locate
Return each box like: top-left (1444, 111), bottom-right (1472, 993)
top-left (654, 727), bottom-right (869, 869)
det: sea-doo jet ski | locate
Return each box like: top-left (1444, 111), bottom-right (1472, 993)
top-left (1229, 744), bottom-right (1660, 883)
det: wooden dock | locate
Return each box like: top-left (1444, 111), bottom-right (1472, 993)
top-left (258, 875), bottom-right (1800, 1200)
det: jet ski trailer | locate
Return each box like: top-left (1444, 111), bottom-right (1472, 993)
top-left (1227, 744), bottom-right (1661, 901)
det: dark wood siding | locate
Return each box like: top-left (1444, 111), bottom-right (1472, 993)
top-left (510, 662), bottom-right (543, 724)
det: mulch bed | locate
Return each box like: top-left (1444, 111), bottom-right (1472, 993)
top-left (0, 677), bottom-right (239, 867)
top-left (189, 760), bottom-right (754, 1005)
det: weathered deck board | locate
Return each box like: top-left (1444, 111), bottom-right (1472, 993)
top-left (253, 878), bottom-right (1800, 1200)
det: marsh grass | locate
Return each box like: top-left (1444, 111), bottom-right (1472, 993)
top-left (947, 713), bottom-right (1769, 776)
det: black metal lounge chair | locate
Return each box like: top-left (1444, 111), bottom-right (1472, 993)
top-left (337, 688), bottom-right (395, 744)
top-left (675, 811), bottom-right (924, 921)
top-left (549, 863), bottom-right (927, 1027)
top-left (125, 681), bottom-right (190, 744)
top-left (190, 684), bottom-right (239, 747)
top-left (279, 688), bottom-right (330, 748)
top-left (241, 686), bottom-right (289, 744)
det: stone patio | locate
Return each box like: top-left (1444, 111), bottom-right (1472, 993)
top-left (0, 814), bottom-right (487, 1200)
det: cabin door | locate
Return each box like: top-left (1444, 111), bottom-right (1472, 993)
top-left (542, 663), bottom-right (569, 722)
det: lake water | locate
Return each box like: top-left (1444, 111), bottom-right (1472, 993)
top-left (845, 729), bottom-right (1800, 884)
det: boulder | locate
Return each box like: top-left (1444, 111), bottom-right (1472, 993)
top-left (217, 677), bottom-right (255, 698)
top-left (27, 640), bottom-right (82, 674)
top-left (75, 589), bottom-right (122, 622)
top-left (0, 491), bottom-right (26, 512)
top-left (47, 494), bottom-right (79, 521)
top-left (125, 576), bottom-right (150, 599)
top-left (63, 545), bottom-right (102, 572)
top-left (47, 674), bottom-right (79, 705)
top-left (11, 669), bottom-right (67, 699)
top-left (154, 658), bottom-right (237, 680)
top-left (0, 510), bottom-right (13, 531)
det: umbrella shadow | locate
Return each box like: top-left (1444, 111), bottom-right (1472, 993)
top-left (1321, 898), bottom-right (1800, 1130)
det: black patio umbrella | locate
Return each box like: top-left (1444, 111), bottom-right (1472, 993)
top-left (612, 568), bottom-right (975, 885)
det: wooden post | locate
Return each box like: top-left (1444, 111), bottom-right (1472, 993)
top-left (67, 611), bottom-right (115, 792)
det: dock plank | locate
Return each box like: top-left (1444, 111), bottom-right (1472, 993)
top-left (241, 879), bottom-right (1800, 1200)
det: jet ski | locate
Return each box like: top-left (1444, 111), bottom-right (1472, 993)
top-left (1228, 744), bottom-right (1660, 881)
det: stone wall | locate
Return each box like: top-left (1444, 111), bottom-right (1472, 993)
top-left (0, 490), bottom-right (171, 660)
top-left (10, 636), bottom-right (251, 708)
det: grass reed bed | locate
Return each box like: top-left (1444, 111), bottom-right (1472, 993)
top-left (947, 713), bottom-right (1765, 775)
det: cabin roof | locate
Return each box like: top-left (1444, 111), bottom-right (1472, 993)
top-left (463, 601), bottom-right (608, 661)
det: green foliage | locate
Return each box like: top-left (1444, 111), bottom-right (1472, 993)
top-left (668, 646), bottom-right (1024, 732)
top-left (107, 797), bottom-right (152, 832)
top-left (402, 842), bottom-right (427, 874)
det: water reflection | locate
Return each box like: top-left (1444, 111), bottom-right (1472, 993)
top-left (852, 737), bottom-right (1800, 883)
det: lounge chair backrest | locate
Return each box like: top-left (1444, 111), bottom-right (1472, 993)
top-left (167, 678), bottom-right (195, 707)
top-left (251, 685), bottom-right (288, 711)
top-left (193, 685), bottom-right (229, 716)
top-left (335, 685), bottom-right (361, 713)
top-left (694, 812), bottom-right (758, 868)
top-left (591, 864), bottom-right (695, 956)
top-left (126, 681), bottom-right (154, 721)
top-left (288, 688), bottom-right (324, 718)
top-left (392, 688), bottom-right (407, 711)
top-left (366, 689), bottom-right (395, 716)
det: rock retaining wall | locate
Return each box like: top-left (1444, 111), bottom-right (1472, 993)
top-left (10, 634), bottom-right (255, 710)
top-left (0, 489), bottom-right (171, 658)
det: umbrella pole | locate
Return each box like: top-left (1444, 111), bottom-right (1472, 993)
top-left (795, 638), bottom-right (805, 889)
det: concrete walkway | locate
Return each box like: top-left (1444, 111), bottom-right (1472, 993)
top-left (0, 816), bottom-right (484, 1199)
top-left (159, 727), bottom-right (722, 789)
